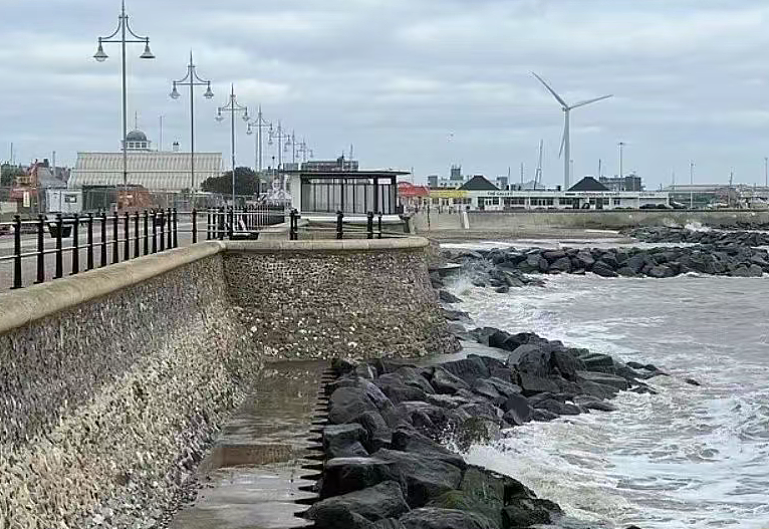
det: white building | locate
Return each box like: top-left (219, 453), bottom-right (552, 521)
top-left (68, 130), bottom-right (223, 192)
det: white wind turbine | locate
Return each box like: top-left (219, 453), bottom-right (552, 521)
top-left (532, 72), bottom-right (612, 190)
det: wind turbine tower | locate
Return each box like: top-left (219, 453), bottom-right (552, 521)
top-left (532, 73), bottom-right (612, 190)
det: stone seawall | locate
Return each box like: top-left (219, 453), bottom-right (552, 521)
top-left (0, 243), bottom-right (262, 529)
top-left (223, 239), bottom-right (459, 360)
top-left (0, 237), bottom-right (455, 527)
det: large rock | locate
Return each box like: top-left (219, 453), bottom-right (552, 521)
top-left (357, 410), bottom-right (393, 451)
top-left (431, 366), bottom-right (471, 394)
top-left (484, 377), bottom-right (522, 399)
top-left (549, 257), bottom-right (572, 273)
top-left (322, 457), bottom-right (399, 498)
top-left (439, 357), bottom-right (491, 385)
top-left (439, 290), bottom-right (463, 304)
top-left (306, 503), bottom-right (377, 529)
top-left (501, 394), bottom-right (534, 425)
top-left (373, 449), bottom-right (463, 508)
top-left (307, 481), bottom-right (410, 523)
top-left (391, 428), bottom-right (466, 470)
top-left (533, 398), bottom-right (581, 416)
top-left (592, 261), bottom-right (619, 278)
top-left (471, 379), bottom-right (501, 401)
top-left (324, 424), bottom-right (370, 458)
top-left (330, 386), bottom-right (380, 425)
top-left (517, 372), bottom-right (560, 396)
top-left (576, 371), bottom-right (630, 391)
top-left (501, 498), bottom-right (561, 529)
top-left (578, 352), bottom-right (615, 373)
top-left (400, 508), bottom-right (497, 529)
top-left (647, 265), bottom-right (675, 278)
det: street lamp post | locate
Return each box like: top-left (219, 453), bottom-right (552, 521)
top-left (285, 130), bottom-right (298, 165)
top-left (247, 106), bottom-right (271, 172)
top-left (170, 51), bottom-right (214, 206)
top-left (268, 121), bottom-right (288, 192)
top-left (216, 85), bottom-right (249, 209)
top-left (690, 161), bottom-right (695, 209)
top-left (297, 138), bottom-right (313, 163)
top-left (618, 141), bottom-right (626, 179)
top-left (94, 0), bottom-right (155, 208)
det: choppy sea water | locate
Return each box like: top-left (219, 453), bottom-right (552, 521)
top-left (446, 273), bottom-right (769, 529)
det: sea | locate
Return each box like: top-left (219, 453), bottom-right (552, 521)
top-left (443, 241), bottom-right (769, 529)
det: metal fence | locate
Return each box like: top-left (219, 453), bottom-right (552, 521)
top-left (288, 210), bottom-right (405, 241)
top-left (0, 205), bottom-right (285, 291)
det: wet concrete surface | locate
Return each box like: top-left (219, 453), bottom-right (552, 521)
top-left (170, 360), bottom-right (327, 529)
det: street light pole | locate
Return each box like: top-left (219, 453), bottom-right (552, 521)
top-left (170, 51), bottom-right (214, 206)
top-left (690, 161), bottom-right (695, 209)
top-left (94, 0), bottom-right (155, 209)
top-left (618, 142), bottom-right (626, 179)
top-left (297, 138), bottom-right (313, 164)
top-left (269, 121), bottom-right (289, 192)
top-left (247, 106), bottom-right (271, 172)
top-left (216, 84), bottom-right (249, 209)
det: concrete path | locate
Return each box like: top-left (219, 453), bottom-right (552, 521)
top-left (170, 360), bottom-right (327, 529)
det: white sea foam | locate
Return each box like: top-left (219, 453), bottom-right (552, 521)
top-left (446, 273), bottom-right (769, 528)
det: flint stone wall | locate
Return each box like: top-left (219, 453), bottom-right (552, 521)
top-left (0, 243), bottom-right (262, 529)
top-left (223, 239), bottom-right (459, 360)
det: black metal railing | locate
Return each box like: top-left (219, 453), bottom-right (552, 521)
top-left (0, 205), bottom-right (286, 291)
top-left (289, 210), bottom-right (404, 241)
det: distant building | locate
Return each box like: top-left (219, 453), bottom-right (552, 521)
top-left (68, 129), bottom-right (223, 192)
top-left (496, 176), bottom-right (509, 190)
top-left (301, 156), bottom-right (359, 173)
top-left (427, 175), bottom-right (439, 188)
top-left (569, 176), bottom-right (609, 192)
top-left (428, 165), bottom-right (467, 189)
top-left (599, 174), bottom-right (643, 192)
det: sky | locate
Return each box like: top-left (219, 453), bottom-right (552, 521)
top-left (2, 0), bottom-right (769, 189)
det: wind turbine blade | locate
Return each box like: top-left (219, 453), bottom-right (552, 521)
top-left (571, 94), bottom-right (613, 109)
top-left (532, 72), bottom-right (568, 108)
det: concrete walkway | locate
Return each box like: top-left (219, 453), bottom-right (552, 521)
top-left (170, 360), bottom-right (327, 529)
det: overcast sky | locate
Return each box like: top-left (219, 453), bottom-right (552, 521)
top-left (2, 0), bottom-right (769, 188)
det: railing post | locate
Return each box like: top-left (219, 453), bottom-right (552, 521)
top-left (55, 214), bottom-right (64, 278)
top-left (206, 209), bottom-right (212, 240)
top-left (12, 215), bottom-right (22, 289)
top-left (289, 209), bottom-right (297, 240)
top-left (152, 210), bottom-right (158, 253)
top-left (112, 212), bottom-right (119, 264)
top-left (367, 211), bottom-right (374, 240)
top-left (100, 212), bottom-right (107, 267)
top-left (87, 213), bottom-right (94, 271)
top-left (173, 208), bottom-right (178, 248)
top-left (192, 209), bottom-right (198, 244)
top-left (35, 214), bottom-right (45, 283)
top-left (218, 207), bottom-right (225, 241)
top-left (134, 212), bottom-right (140, 258)
top-left (159, 210), bottom-right (166, 251)
top-left (167, 208), bottom-right (173, 249)
top-left (71, 214), bottom-right (80, 275)
top-left (378, 212), bottom-right (383, 239)
top-left (228, 207), bottom-right (234, 240)
top-left (124, 212), bottom-right (130, 261)
top-left (143, 210), bottom-right (149, 255)
top-left (336, 210), bottom-right (344, 240)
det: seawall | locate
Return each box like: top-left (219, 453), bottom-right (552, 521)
top-left (0, 237), bottom-right (456, 527)
top-left (413, 209), bottom-right (769, 237)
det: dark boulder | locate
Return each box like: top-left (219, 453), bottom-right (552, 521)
top-left (501, 497), bottom-right (562, 529)
top-left (574, 395), bottom-right (617, 412)
top-left (533, 398), bottom-right (581, 416)
top-left (576, 371), bottom-right (630, 391)
top-left (592, 261), bottom-right (619, 277)
top-left (400, 508), bottom-right (497, 529)
top-left (431, 366), bottom-right (471, 394)
top-left (439, 290), bottom-right (463, 304)
top-left (307, 481), bottom-right (410, 523)
top-left (471, 379), bottom-right (502, 401)
top-left (324, 424), bottom-right (370, 458)
top-left (578, 352), bottom-right (615, 372)
top-left (485, 377), bottom-right (522, 399)
top-left (501, 394), bottom-right (534, 426)
top-left (531, 409), bottom-right (559, 422)
top-left (391, 428), bottom-right (466, 470)
top-left (685, 378), bottom-right (701, 387)
top-left (374, 520), bottom-right (407, 529)
top-left (549, 257), bottom-right (572, 273)
top-left (439, 357), bottom-right (491, 385)
top-left (647, 265), bottom-right (675, 278)
top-left (330, 386), bottom-right (380, 425)
top-left (305, 503), bottom-right (377, 529)
top-left (357, 410), bottom-right (393, 451)
top-left (373, 449), bottom-right (463, 508)
top-left (322, 457), bottom-right (399, 498)
top-left (517, 372), bottom-right (561, 396)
